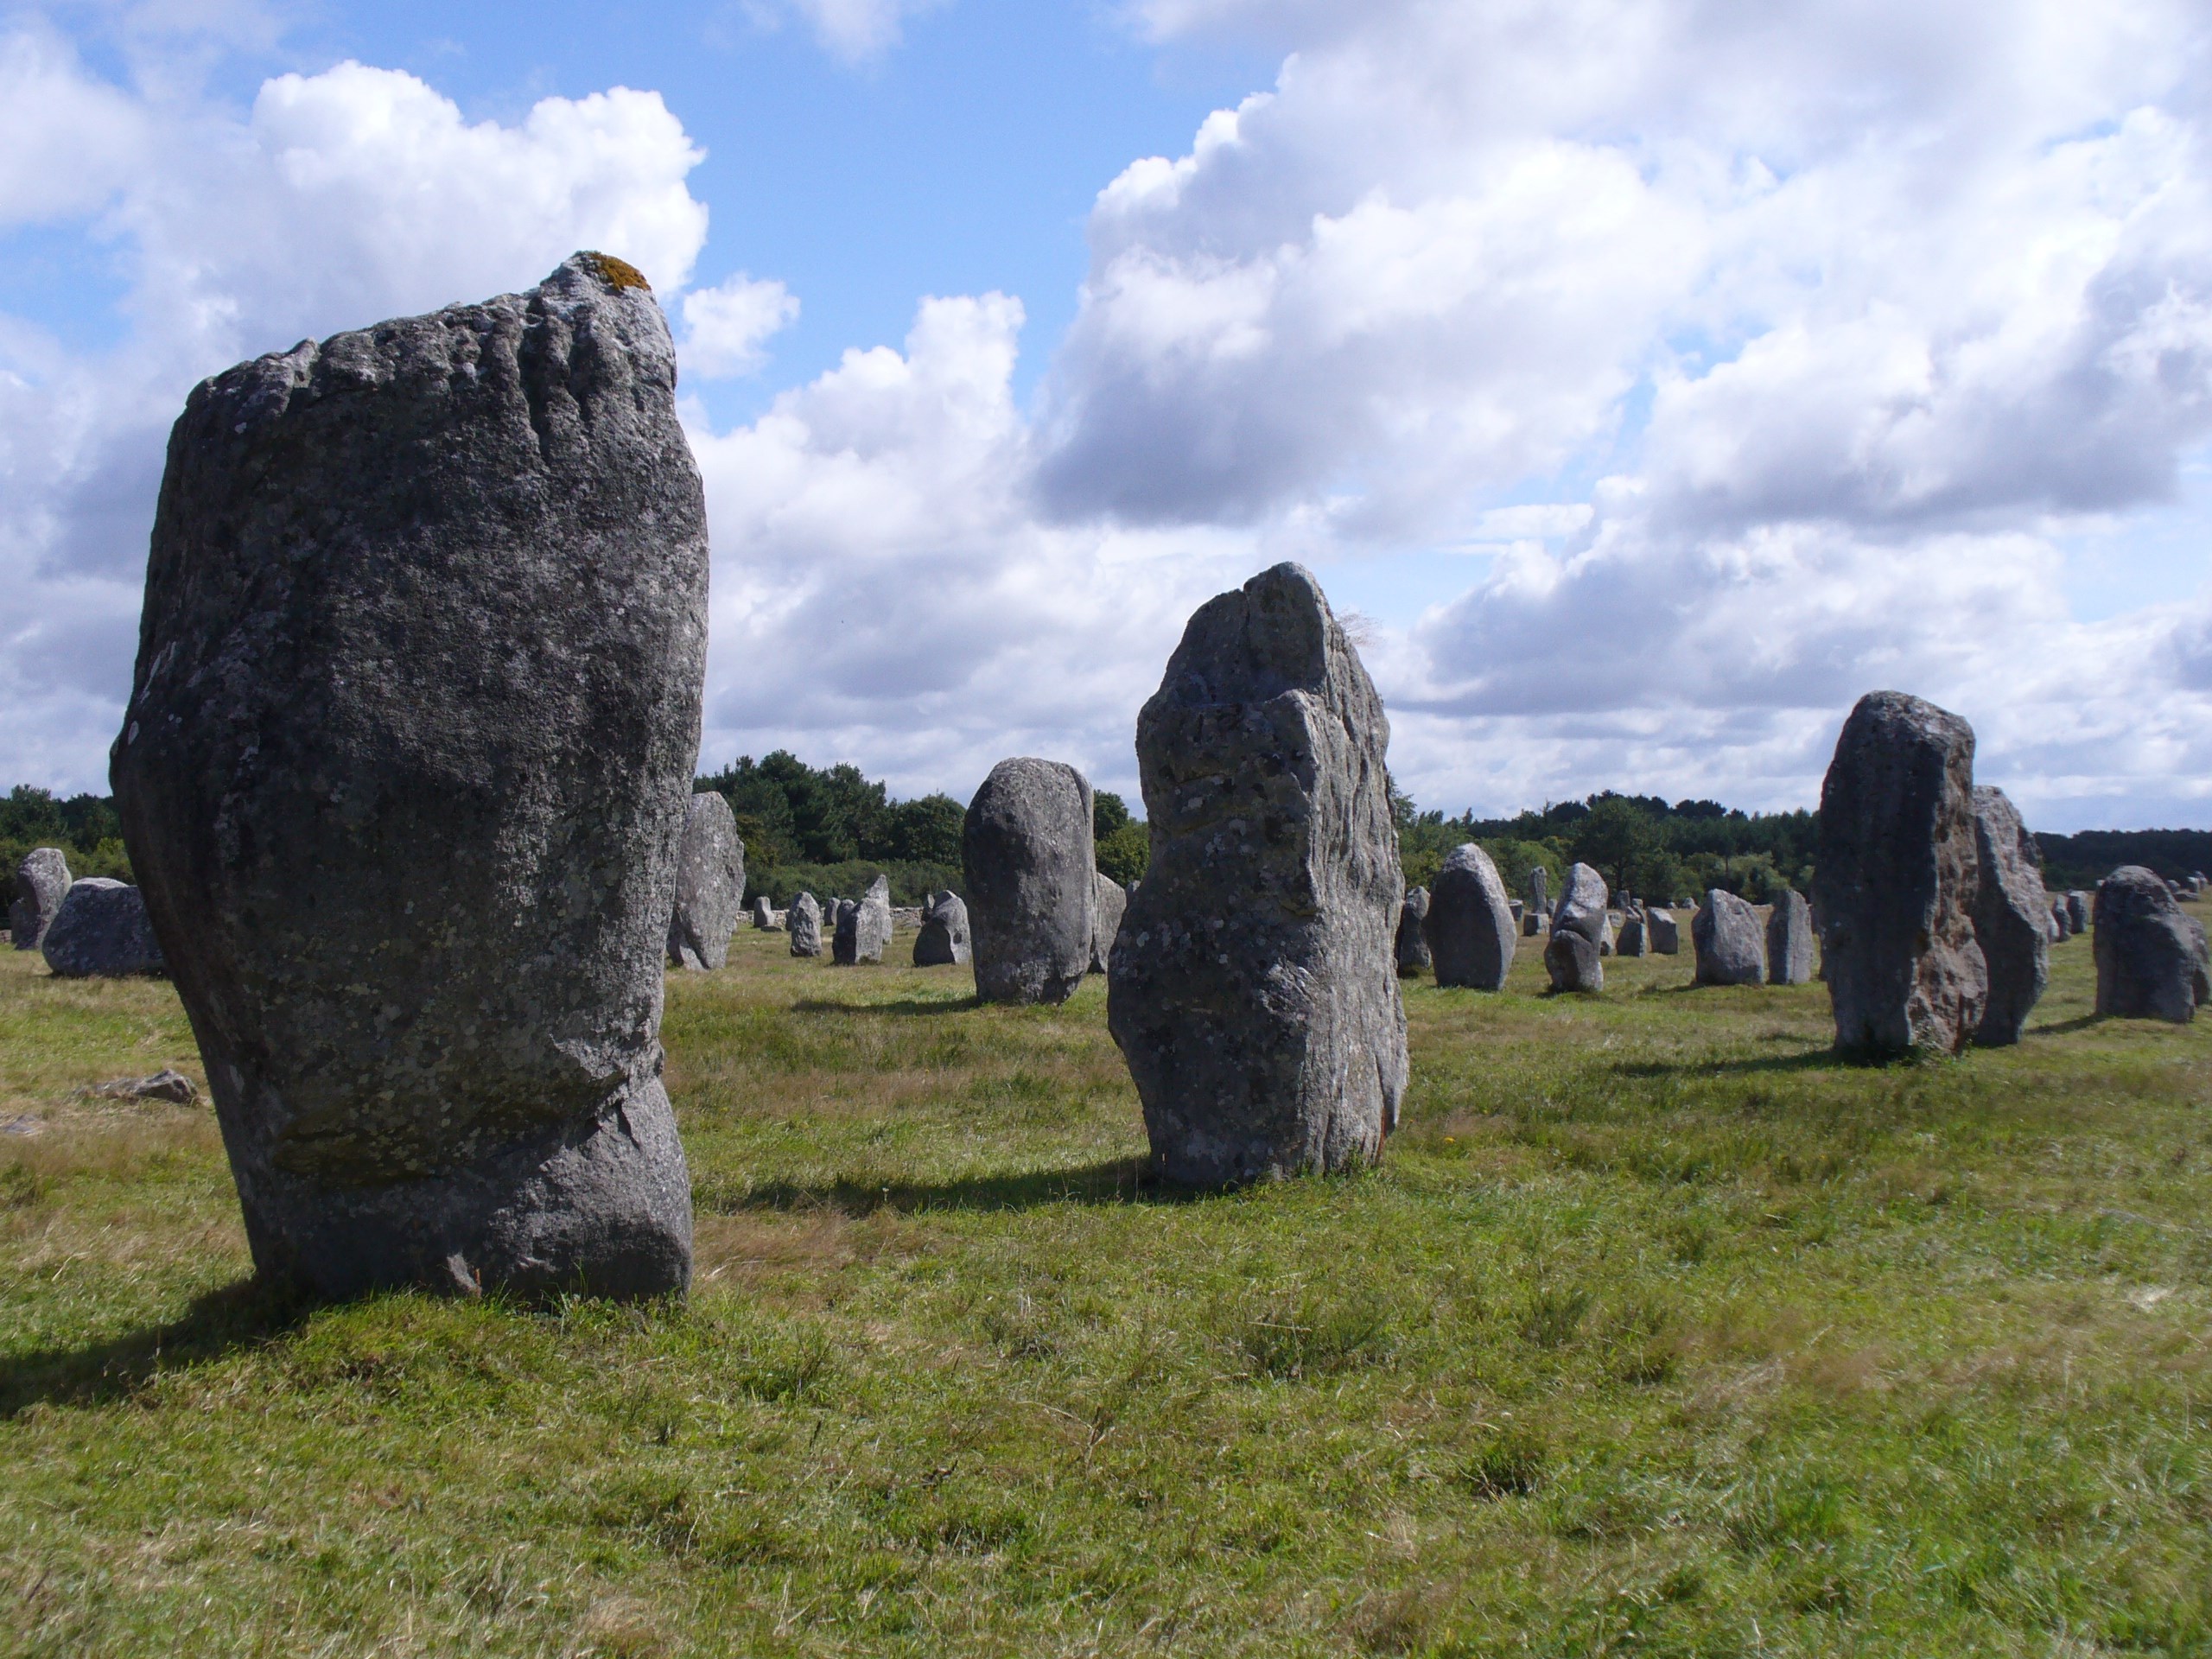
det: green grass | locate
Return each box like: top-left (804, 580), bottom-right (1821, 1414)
top-left (3, 918), bottom-right (2210, 1656)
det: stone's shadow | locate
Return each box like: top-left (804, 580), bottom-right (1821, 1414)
top-left (0, 1276), bottom-right (310, 1419)
top-left (789, 996), bottom-right (983, 1019)
top-left (705, 1156), bottom-right (1192, 1217)
top-left (1611, 1049), bottom-right (1847, 1079)
top-left (2029, 1013), bottom-right (2105, 1035)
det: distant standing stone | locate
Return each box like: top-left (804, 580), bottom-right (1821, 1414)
top-left (10, 848), bottom-right (71, 950)
top-left (1969, 786), bottom-right (2050, 1045)
top-left (1693, 889), bottom-right (1768, 986)
top-left (111, 253), bottom-right (706, 1300)
top-left (913, 891), bottom-right (971, 966)
top-left (787, 893), bottom-right (823, 957)
top-left (41, 879), bottom-right (166, 977)
top-left (964, 758), bottom-right (1096, 1005)
top-left (2094, 866), bottom-right (2205, 1023)
top-left (1617, 912), bottom-right (1648, 957)
top-left (1647, 907), bottom-right (1681, 955)
top-left (834, 876), bottom-right (891, 965)
top-left (1395, 887), bottom-right (1432, 977)
top-left (666, 792), bottom-right (746, 972)
top-left (1528, 867), bottom-right (1549, 917)
top-left (2050, 899), bottom-right (2071, 941)
top-left (2067, 890), bottom-right (2090, 933)
top-left (1765, 891), bottom-right (1815, 985)
top-left (751, 896), bottom-right (778, 930)
top-left (1551, 863), bottom-right (1609, 945)
top-left (1109, 563), bottom-right (1408, 1186)
top-left (1423, 844), bottom-right (1516, 990)
top-left (1545, 929), bottom-right (1603, 993)
top-left (1814, 691), bottom-right (1987, 1054)
top-left (1092, 872), bottom-right (1128, 974)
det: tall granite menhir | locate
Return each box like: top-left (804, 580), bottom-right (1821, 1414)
top-left (1969, 785), bottom-right (2050, 1045)
top-left (1109, 563), bottom-right (1408, 1186)
top-left (112, 253), bottom-right (706, 1301)
top-left (963, 758), bottom-right (1096, 1005)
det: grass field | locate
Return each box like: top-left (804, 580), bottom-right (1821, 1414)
top-left (3, 915), bottom-right (2209, 1656)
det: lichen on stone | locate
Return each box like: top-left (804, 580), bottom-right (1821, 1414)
top-left (582, 251), bottom-right (652, 293)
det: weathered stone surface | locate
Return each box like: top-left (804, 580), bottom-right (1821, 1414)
top-left (1814, 691), bottom-right (1988, 1054)
top-left (666, 792), bottom-right (744, 972)
top-left (111, 253), bottom-right (702, 1301)
top-left (914, 891), bottom-right (971, 966)
top-left (750, 896), bottom-right (778, 930)
top-left (1766, 891), bottom-right (1815, 985)
top-left (963, 758), bottom-right (1095, 1005)
top-left (1970, 785), bottom-right (2050, 1045)
top-left (1528, 867), bottom-right (1549, 915)
top-left (787, 893), bottom-right (823, 957)
top-left (2094, 865), bottom-right (2203, 1023)
top-left (1551, 863), bottom-right (1609, 945)
top-left (1521, 906), bottom-right (1542, 938)
top-left (2050, 899), bottom-right (2071, 941)
top-left (1422, 844), bottom-right (1516, 990)
top-left (1545, 929), bottom-right (1603, 993)
top-left (10, 848), bottom-right (70, 950)
top-left (1647, 907), bottom-right (1681, 954)
top-left (1108, 563), bottom-right (1407, 1187)
top-left (1599, 914), bottom-right (1617, 957)
top-left (91, 1069), bottom-right (199, 1103)
top-left (1092, 873), bottom-right (1128, 974)
top-left (2067, 890), bottom-right (2090, 933)
top-left (833, 876), bottom-right (891, 965)
top-left (1617, 912), bottom-right (1648, 957)
top-left (1395, 887), bottom-right (1432, 976)
top-left (1693, 889), bottom-right (1767, 986)
top-left (41, 879), bottom-right (167, 977)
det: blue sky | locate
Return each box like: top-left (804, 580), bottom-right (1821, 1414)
top-left (3, 0), bottom-right (2211, 830)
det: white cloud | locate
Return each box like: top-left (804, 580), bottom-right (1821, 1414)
top-left (742, 0), bottom-right (948, 64)
top-left (681, 273), bottom-right (799, 378)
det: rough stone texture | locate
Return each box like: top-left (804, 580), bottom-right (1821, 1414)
top-left (110, 253), bottom-right (702, 1301)
top-left (1814, 691), bottom-right (1988, 1055)
top-left (1551, 863), bottom-right (1609, 945)
top-left (963, 758), bottom-right (1096, 1006)
top-left (10, 848), bottom-right (71, 950)
top-left (1521, 906), bottom-right (1542, 938)
top-left (41, 879), bottom-right (168, 978)
top-left (2068, 891), bottom-right (2090, 934)
top-left (1528, 868), bottom-right (1549, 916)
top-left (1766, 891), bottom-right (1815, 985)
top-left (787, 893), bottom-right (823, 957)
top-left (1395, 887), bottom-right (1432, 977)
top-left (1092, 873), bottom-right (1128, 975)
top-left (2094, 866), bottom-right (2203, 1023)
top-left (2050, 899), bottom-right (2072, 941)
top-left (666, 792), bottom-right (745, 972)
top-left (750, 896), bottom-right (778, 930)
top-left (1970, 785), bottom-right (2050, 1046)
top-left (913, 891), bottom-right (971, 966)
top-left (1648, 907), bottom-right (1681, 954)
top-left (1425, 843), bottom-right (1516, 989)
top-left (1693, 889), bottom-right (1768, 986)
top-left (1599, 914), bottom-right (1617, 957)
top-left (1617, 912), bottom-right (1648, 957)
top-left (92, 1069), bottom-right (199, 1103)
top-left (1108, 563), bottom-right (1408, 1187)
top-left (1545, 929), bottom-right (1603, 993)
top-left (833, 876), bottom-right (891, 965)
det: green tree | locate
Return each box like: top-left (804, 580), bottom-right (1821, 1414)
top-left (1570, 796), bottom-right (1661, 896)
top-left (1097, 821), bottom-right (1149, 887)
top-left (880, 794), bottom-right (964, 866)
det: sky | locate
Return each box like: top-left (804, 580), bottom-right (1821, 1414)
top-left (4, 0), bottom-right (2211, 832)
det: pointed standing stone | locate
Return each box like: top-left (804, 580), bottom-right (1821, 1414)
top-left (834, 876), bottom-right (891, 964)
top-left (667, 792), bottom-right (746, 971)
top-left (1092, 872), bottom-right (1128, 974)
top-left (1551, 863), bottom-right (1609, 945)
top-left (1424, 843), bottom-right (1516, 989)
top-left (1969, 786), bottom-right (2050, 1045)
top-left (10, 848), bottom-right (71, 950)
top-left (1765, 891), bottom-right (1815, 985)
top-left (914, 890), bottom-right (972, 965)
top-left (963, 758), bottom-right (1096, 1005)
top-left (787, 893), bottom-right (823, 957)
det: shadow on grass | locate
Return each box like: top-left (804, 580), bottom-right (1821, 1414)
top-left (0, 1276), bottom-right (309, 1419)
top-left (1610, 1048), bottom-right (1869, 1079)
top-left (789, 995), bottom-right (983, 1019)
top-left (702, 1155), bottom-right (1197, 1217)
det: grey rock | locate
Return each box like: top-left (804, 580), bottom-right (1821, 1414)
top-left (666, 792), bottom-right (745, 972)
top-left (1528, 867), bottom-right (1549, 915)
top-left (1108, 563), bottom-right (1407, 1187)
top-left (2094, 866), bottom-right (2203, 1023)
top-left (1693, 889), bottom-right (1767, 986)
top-left (750, 896), bottom-right (778, 930)
top-left (1423, 844), bottom-right (1516, 990)
top-left (2067, 890), bottom-right (2090, 933)
top-left (110, 252), bottom-right (702, 1301)
top-left (11, 848), bottom-right (71, 950)
top-left (1545, 928), bottom-right (1603, 993)
top-left (1092, 872), bottom-right (1128, 974)
top-left (1647, 907), bottom-right (1681, 954)
top-left (787, 893), bottom-right (823, 957)
top-left (1551, 863), bottom-right (1609, 944)
top-left (1814, 691), bottom-right (1988, 1055)
top-left (1521, 906), bottom-right (1544, 938)
top-left (1599, 914), bottom-right (1617, 957)
top-left (1969, 786), bottom-right (2050, 1045)
top-left (1617, 912), bottom-right (1648, 957)
top-left (963, 758), bottom-right (1096, 1006)
top-left (1765, 890), bottom-right (1815, 985)
top-left (91, 1068), bottom-right (199, 1104)
top-left (833, 876), bottom-right (891, 965)
top-left (42, 879), bottom-right (166, 978)
top-left (1395, 887), bottom-right (1432, 976)
top-left (2050, 898), bottom-right (2071, 941)
top-left (913, 891), bottom-right (971, 966)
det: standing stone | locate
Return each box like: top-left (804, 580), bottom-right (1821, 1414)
top-left (963, 758), bottom-right (1096, 1005)
top-left (913, 891), bottom-right (971, 966)
top-left (1765, 890), bottom-right (1815, 985)
top-left (1969, 785), bottom-right (2050, 1046)
top-left (2050, 899), bottom-right (2071, 941)
top-left (1395, 887), bottom-right (1432, 977)
top-left (41, 879), bottom-right (167, 977)
top-left (666, 792), bottom-right (745, 972)
top-left (1813, 691), bottom-right (1987, 1055)
top-left (1108, 563), bottom-right (1407, 1187)
top-left (787, 892), bottom-right (823, 957)
top-left (2094, 866), bottom-right (2204, 1023)
top-left (1545, 930), bottom-right (1603, 993)
top-left (2067, 891), bottom-right (2090, 934)
top-left (1528, 867), bottom-right (1549, 917)
top-left (11, 848), bottom-right (72, 950)
top-left (1694, 889), bottom-right (1768, 986)
top-left (1647, 906), bottom-right (1681, 954)
top-left (1091, 872), bottom-right (1128, 974)
top-left (751, 896), bottom-right (778, 930)
top-left (834, 876), bottom-right (890, 965)
top-left (1617, 912), bottom-right (1648, 957)
top-left (1551, 863), bottom-right (1609, 945)
top-left (111, 253), bottom-right (702, 1301)
top-left (1423, 844), bottom-right (1516, 990)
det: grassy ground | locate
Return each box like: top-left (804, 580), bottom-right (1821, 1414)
top-left (2, 916), bottom-right (2209, 1657)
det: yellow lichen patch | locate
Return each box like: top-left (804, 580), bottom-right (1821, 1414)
top-left (582, 251), bottom-right (652, 293)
